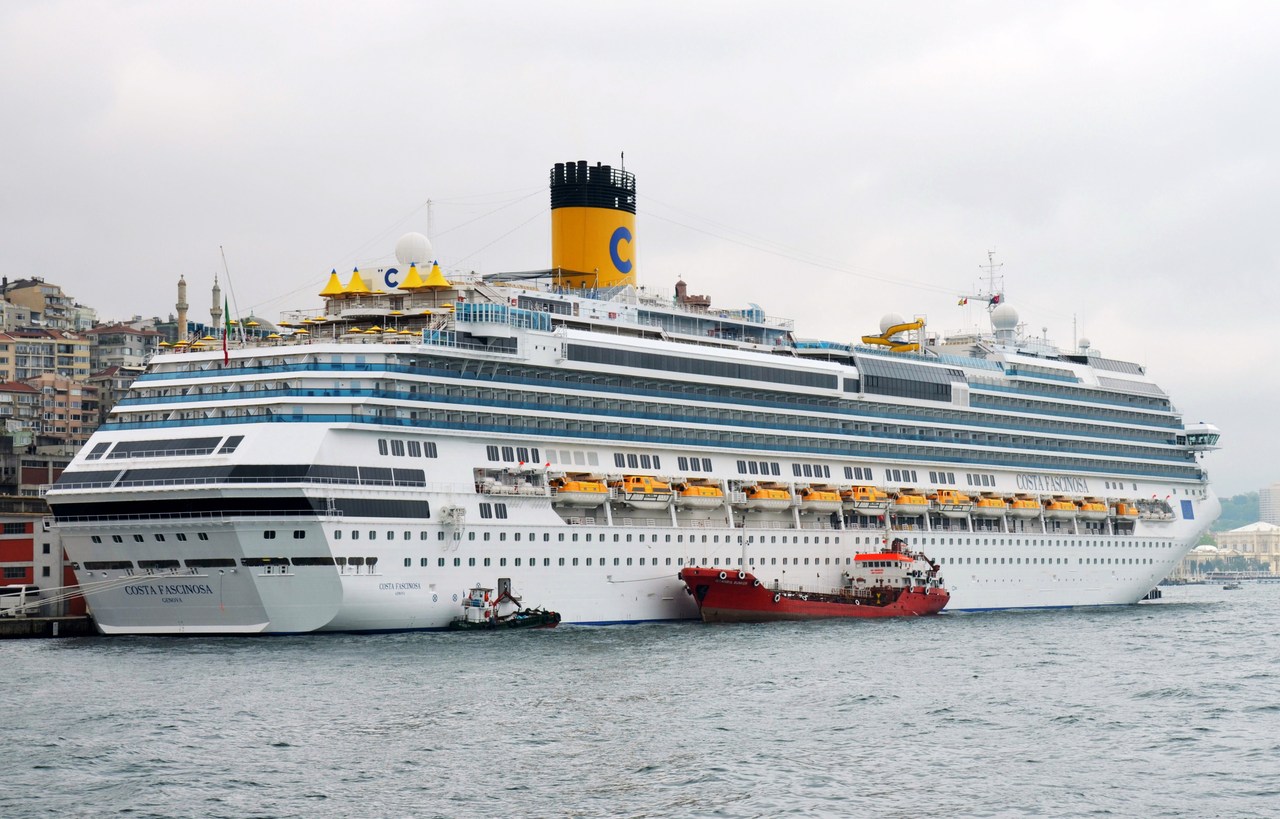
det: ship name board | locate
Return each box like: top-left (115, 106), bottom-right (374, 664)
top-left (379, 582), bottom-right (422, 591)
top-left (1015, 474), bottom-right (1090, 493)
top-left (124, 584), bottom-right (214, 596)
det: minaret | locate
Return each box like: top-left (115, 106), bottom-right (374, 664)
top-left (211, 275), bottom-right (223, 331)
top-left (176, 275), bottom-right (189, 342)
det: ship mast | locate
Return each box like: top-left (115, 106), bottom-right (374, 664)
top-left (978, 249), bottom-right (1004, 311)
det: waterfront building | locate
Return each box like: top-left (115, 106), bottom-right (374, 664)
top-left (0, 511), bottom-right (81, 618)
top-left (1259, 482), bottom-right (1280, 525)
top-left (1214, 521), bottom-right (1280, 570)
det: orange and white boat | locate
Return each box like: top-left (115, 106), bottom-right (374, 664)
top-left (675, 481), bottom-right (725, 509)
top-left (1008, 496), bottom-right (1042, 519)
top-left (798, 486), bottom-right (843, 514)
top-left (930, 489), bottom-right (973, 519)
top-left (1111, 501), bottom-right (1140, 519)
top-left (550, 476), bottom-right (609, 508)
top-left (1044, 497), bottom-right (1078, 520)
top-left (890, 491), bottom-right (930, 516)
top-left (1078, 498), bottom-right (1109, 521)
top-left (611, 475), bottom-right (673, 510)
top-left (841, 485), bottom-right (889, 512)
top-left (740, 484), bottom-right (792, 512)
top-left (972, 495), bottom-right (1010, 518)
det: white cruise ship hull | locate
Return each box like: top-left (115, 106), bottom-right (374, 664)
top-left (50, 417), bottom-right (1220, 633)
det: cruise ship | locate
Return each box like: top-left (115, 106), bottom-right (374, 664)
top-left (47, 160), bottom-right (1222, 633)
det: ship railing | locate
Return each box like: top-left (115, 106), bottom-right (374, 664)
top-left (617, 518), bottom-right (664, 527)
top-left (49, 476), bottom-right (469, 492)
top-left (51, 509), bottom-right (347, 524)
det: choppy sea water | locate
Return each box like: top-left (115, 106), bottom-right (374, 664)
top-left (4, 583), bottom-right (1278, 818)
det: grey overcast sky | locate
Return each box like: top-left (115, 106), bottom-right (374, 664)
top-left (2, 1), bottom-right (1276, 497)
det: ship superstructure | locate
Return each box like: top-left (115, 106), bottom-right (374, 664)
top-left (46, 160), bottom-right (1221, 633)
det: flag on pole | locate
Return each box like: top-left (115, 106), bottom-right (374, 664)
top-left (957, 297), bottom-right (968, 305)
top-left (222, 296), bottom-right (230, 365)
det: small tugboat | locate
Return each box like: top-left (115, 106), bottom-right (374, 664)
top-left (447, 585), bottom-right (561, 630)
top-left (1222, 582), bottom-right (1243, 591)
top-left (678, 539), bottom-right (949, 622)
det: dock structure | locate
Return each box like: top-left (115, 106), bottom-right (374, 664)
top-left (0, 615), bottom-right (95, 639)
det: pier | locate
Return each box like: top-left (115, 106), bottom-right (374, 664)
top-left (0, 616), bottom-right (95, 639)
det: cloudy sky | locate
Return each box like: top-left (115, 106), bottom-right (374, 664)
top-left (2, 2), bottom-right (1276, 497)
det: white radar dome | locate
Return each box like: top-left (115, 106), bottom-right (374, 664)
top-left (395, 232), bottom-right (434, 266)
top-left (1078, 337), bottom-right (1092, 350)
top-left (879, 313), bottom-right (905, 334)
top-left (990, 303), bottom-right (1019, 331)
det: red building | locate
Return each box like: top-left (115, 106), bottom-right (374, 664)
top-left (0, 513), bottom-right (84, 617)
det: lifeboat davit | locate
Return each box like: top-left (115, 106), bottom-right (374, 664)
top-left (890, 492), bottom-right (929, 516)
top-left (842, 485), bottom-right (889, 512)
top-left (930, 489), bottom-right (973, 519)
top-left (551, 478), bottom-right (608, 508)
top-left (676, 482), bottom-right (725, 509)
top-left (612, 475), bottom-right (673, 510)
top-left (972, 496), bottom-right (1009, 518)
top-left (741, 485), bottom-right (792, 512)
top-left (798, 487), bottom-right (842, 514)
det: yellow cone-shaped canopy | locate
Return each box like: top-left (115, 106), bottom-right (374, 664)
top-left (422, 262), bottom-right (452, 289)
top-left (319, 269), bottom-right (345, 297)
top-left (399, 262), bottom-right (427, 290)
top-left (343, 267), bottom-right (371, 295)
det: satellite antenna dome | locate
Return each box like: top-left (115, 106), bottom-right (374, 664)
top-left (879, 313), bottom-right (905, 334)
top-left (1078, 336), bottom-right (1092, 350)
top-left (395, 232), bottom-right (434, 266)
top-left (990, 303), bottom-right (1019, 331)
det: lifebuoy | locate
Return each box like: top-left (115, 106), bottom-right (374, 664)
top-left (718, 571), bottom-right (727, 580)
top-left (773, 593), bottom-right (781, 603)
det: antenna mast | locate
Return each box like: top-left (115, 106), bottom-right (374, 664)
top-left (979, 249), bottom-right (1004, 306)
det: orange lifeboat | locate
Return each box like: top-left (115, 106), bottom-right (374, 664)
top-left (1078, 499), bottom-right (1109, 520)
top-left (841, 485), bottom-right (889, 511)
top-left (675, 481), bottom-right (725, 509)
top-left (799, 486), bottom-right (843, 514)
top-left (610, 475), bottom-right (673, 510)
top-left (929, 489), bottom-right (973, 519)
top-left (1044, 497), bottom-right (1078, 520)
top-left (551, 477), bottom-right (608, 508)
top-left (972, 496), bottom-right (1009, 518)
top-left (741, 485), bottom-right (792, 511)
top-left (1111, 501), bottom-right (1140, 519)
top-left (890, 492), bottom-right (929, 516)
top-left (1008, 496), bottom-right (1042, 519)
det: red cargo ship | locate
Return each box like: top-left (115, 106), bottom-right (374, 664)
top-left (679, 541), bottom-right (949, 622)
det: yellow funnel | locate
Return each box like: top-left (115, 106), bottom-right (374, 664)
top-left (550, 160), bottom-right (636, 290)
